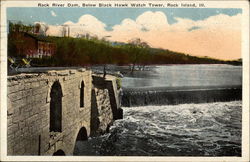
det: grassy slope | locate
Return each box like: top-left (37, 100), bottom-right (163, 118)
top-left (8, 34), bottom-right (242, 66)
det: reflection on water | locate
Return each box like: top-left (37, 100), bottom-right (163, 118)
top-left (122, 65), bottom-right (242, 88)
top-left (74, 101), bottom-right (241, 156)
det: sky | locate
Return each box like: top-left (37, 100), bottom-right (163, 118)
top-left (7, 8), bottom-right (242, 60)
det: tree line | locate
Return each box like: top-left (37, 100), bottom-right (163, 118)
top-left (8, 22), bottom-right (242, 68)
top-left (33, 36), bottom-right (242, 67)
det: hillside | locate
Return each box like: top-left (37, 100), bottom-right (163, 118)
top-left (8, 34), bottom-right (242, 67)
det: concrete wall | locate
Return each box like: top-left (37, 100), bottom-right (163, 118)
top-left (7, 69), bottom-right (121, 155)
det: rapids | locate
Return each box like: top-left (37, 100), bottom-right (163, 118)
top-left (74, 101), bottom-right (241, 156)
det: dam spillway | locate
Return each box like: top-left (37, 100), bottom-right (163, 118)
top-left (121, 85), bottom-right (242, 107)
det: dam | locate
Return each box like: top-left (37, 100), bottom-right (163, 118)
top-left (6, 64), bottom-right (242, 156)
top-left (7, 68), bottom-right (122, 155)
top-left (122, 85), bottom-right (242, 107)
top-left (73, 64), bottom-right (242, 156)
top-left (121, 64), bottom-right (242, 106)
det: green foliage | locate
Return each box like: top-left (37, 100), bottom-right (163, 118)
top-left (116, 77), bottom-right (122, 90)
top-left (8, 29), bottom-right (239, 67)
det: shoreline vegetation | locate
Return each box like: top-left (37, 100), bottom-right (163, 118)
top-left (8, 23), bottom-right (242, 69)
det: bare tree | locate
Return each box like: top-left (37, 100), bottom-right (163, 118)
top-left (127, 38), bottom-right (150, 73)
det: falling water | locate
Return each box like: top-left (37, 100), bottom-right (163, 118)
top-left (74, 65), bottom-right (242, 156)
top-left (74, 101), bottom-right (241, 156)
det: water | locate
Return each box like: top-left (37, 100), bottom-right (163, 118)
top-left (122, 65), bottom-right (242, 88)
top-left (121, 88), bottom-right (242, 107)
top-left (121, 64), bottom-right (242, 106)
top-left (74, 101), bottom-right (241, 156)
top-left (74, 64), bottom-right (242, 156)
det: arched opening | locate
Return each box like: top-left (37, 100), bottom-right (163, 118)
top-left (76, 127), bottom-right (88, 141)
top-left (73, 127), bottom-right (88, 155)
top-left (80, 81), bottom-right (85, 108)
top-left (53, 149), bottom-right (65, 156)
top-left (50, 81), bottom-right (62, 132)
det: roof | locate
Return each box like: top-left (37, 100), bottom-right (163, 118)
top-left (24, 32), bottom-right (52, 43)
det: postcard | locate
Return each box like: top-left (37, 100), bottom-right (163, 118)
top-left (0, 0), bottom-right (249, 161)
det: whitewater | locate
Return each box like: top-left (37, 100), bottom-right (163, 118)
top-left (74, 101), bottom-right (241, 156)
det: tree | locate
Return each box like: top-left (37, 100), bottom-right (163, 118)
top-left (126, 38), bottom-right (150, 73)
top-left (96, 40), bottom-right (113, 78)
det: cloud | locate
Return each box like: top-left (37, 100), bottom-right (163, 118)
top-left (33, 21), bottom-right (64, 37)
top-left (112, 11), bottom-right (169, 34)
top-left (51, 11), bottom-right (57, 17)
top-left (109, 12), bottom-right (241, 60)
top-left (45, 14), bottom-right (108, 38)
top-left (45, 11), bottom-right (241, 60)
top-left (62, 14), bottom-right (108, 38)
top-left (46, 25), bottom-right (64, 37)
top-left (166, 14), bottom-right (241, 60)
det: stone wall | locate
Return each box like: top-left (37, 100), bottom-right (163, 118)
top-left (90, 75), bottom-right (120, 136)
top-left (93, 87), bottom-right (113, 134)
top-left (7, 69), bottom-right (121, 155)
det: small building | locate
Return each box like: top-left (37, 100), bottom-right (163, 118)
top-left (8, 32), bottom-right (56, 58)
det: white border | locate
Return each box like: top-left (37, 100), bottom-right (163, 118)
top-left (0, 1), bottom-right (249, 161)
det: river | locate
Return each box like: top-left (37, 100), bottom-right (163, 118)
top-left (75, 64), bottom-right (242, 156)
top-left (122, 64), bottom-right (242, 88)
top-left (74, 101), bottom-right (241, 156)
